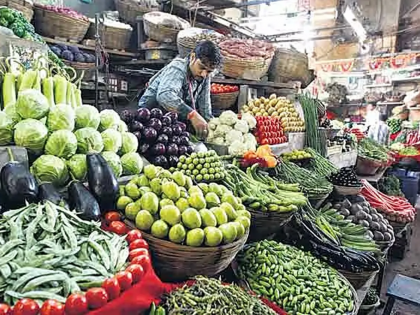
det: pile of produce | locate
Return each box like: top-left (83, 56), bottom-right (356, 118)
top-left (325, 82), bottom-right (348, 104)
top-left (174, 151), bottom-right (226, 183)
top-left (379, 175), bottom-right (403, 197)
top-left (240, 145), bottom-right (277, 168)
top-left (272, 160), bottom-right (333, 198)
top-left (35, 4), bottom-right (89, 22)
top-left (254, 116), bottom-right (287, 145)
top-left (242, 95), bottom-right (306, 132)
top-left (49, 44), bottom-right (96, 63)
top-left (328, 167), bottom-right (362, 187)
top-left (210, 83), bottom-right (238, 94)
top-left (118, 164), bottom-right (251, 247)
top-left (305, 147), bottom-right (338, 177)
top-left (349, 127), bottom-right (365, 141)
top-left (358, 138), bottom-right (389, 162)
top-left (398, 146), bottom-right (420, 156)
top-left (236, 240), bottom-right (356, 314)
top-left (158, 276), bottom-right (277, 315)
top-left (0, 202), bottom-right (130, 307)
top-left (122, 108), bottom-right (193, 169)
top-left (223, 164), bottom-right (307, 212)
top-left (361, 179), bottom-right (416, 223)
top-left (281, 150), bottom-right (312, 162)
top-left (207, 110), bottom-right (257, 156)
top-left (329, 197), bottom-right (394, 244)
top-left (219, 38), bottom-right (275, 60)
top-left (362, 288), bottom-right (379, 306)
top-left (387, 117), bottom-right (403, 134)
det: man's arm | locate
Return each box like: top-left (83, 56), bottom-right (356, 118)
top-left (156, 67), bottom-right (194, 120)
top-left (197, 79), bottom-right (213, 121)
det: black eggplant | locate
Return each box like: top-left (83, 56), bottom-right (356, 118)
top-left (38, 183), bottom-right (68, 208)
top-left (86, 153), bottom-right (118, 211)
top-left (68, 181), bottom-right (101, 221)
top-left (1, 148), bottom-right (38, 209)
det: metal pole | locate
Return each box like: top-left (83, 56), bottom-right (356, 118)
top-left (94, 13), bottom-right (100, 108)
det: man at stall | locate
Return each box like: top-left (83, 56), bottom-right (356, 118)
top-left (138, 40), bottom-right (222, 140)
top-left (364, 101), bottom-right (380, 131)
top-left (368, 113), bottom-right (390, 145)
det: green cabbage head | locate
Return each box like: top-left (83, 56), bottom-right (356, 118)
top-left (102, 151), bottom-right (123, 177)
top-left (120, 132), bottom-right (138, 155)
top-left (118, 121), bottom-right (128, 133)
top-left (67, 154), bottom-right (87, 180)
top-left (99, 109), bottom-right (120, 131)
top-left (16, 89), bottom-right (49, 119)
top-left (75, 105), bottom-right (100, 130)
top-left (31, 155), bottom-right (69, 186)
top-left (45, 130), bottom-right (77, 159)
top-left (47, 104), bottom-right (75, 131)
top-left (101, 129), bottom-right (122, 153)
top-left (121, 152), bottom-right (143, 175)
top-left (74, 127), bottom-right (104, 154)
top-left (0, 112), bottom-right (14, 145)
top-left (14, 119), bottom-right (48, 154)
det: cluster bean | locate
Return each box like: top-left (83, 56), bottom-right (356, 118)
top-left (236, 240), bottom-right (355, 315)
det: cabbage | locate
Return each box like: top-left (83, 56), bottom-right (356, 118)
top-left (45, 130), bottom-right (77, 159)
top-left (121, 152), bottom-right (143, 175)
top-left (99, 109), bottom-right (120, 131)
top-left (16, 89), bottom-right (49, 119)
top-left (4, 104), bottom-right (21, 124)
top-left (101, 129), bottom-right (122, 153)
top-left (102, 151), bottom-right (123, 177)
top-left (67, 154), bottom-right (87, 180)
top-left (14, 119), bottom-right (48, 154)
top-left (75, 105), bottom-right (100, 130)
top-left (120, 132), bottom-right (138, 154)
top-left (0, 112), bottom-right (14, 145)
top-left (74, 127), bottom-right (104, 154)
top-left (47, 104), bottom-right (75, 131)
top-left (31, 155), bottom-right (69, 186)
top-left (117, 120), bottom-right (128, 133)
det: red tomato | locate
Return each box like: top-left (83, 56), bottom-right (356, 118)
top-left (126, 264), bottom-right (145, 283)
top-left (261, 138), bottom-right (269, 145)
top-left (0, 304), bottom-right (12, 315)
top-left (40, 300), bottom-right (64, 315)
top-left (129, 248), bottom-right (149, 261)
top-left (129, 239), bottom-right (149, 251)
top-left (108, 221), bottom-right (127, 235)
top-left (104, 211), bottom-right (122, 224)
top-left (13, 299), bottom-right (39, 315)
top-left (65, 294), bottom-right (88, 315)
top-left (102, 277), bottom-right (121, 300)
top-left (131, 254), bottom-right (151, 272)
top-left (86, 288), bottom-right (109, 309)
top-left (115, 271), bottom-right (133, 291)
top-left (126, 229), bottom-right (143, 243)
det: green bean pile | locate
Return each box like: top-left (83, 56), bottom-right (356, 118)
top-left (358, 138), bottom-right (389, 162)
top-left (0, 202), bottom-right (129, 305)
top-left (160, 276), bottom-right (277, 315)
top-left (236, 240), bottom-right (355, 315)
top-left (305, 147), bottom-right (338, 177)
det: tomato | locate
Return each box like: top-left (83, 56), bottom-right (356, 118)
top-left (126, 264), bottom-right (145, 283)
top-left (126, 229), bottom-right (143, 243)
top-left (40, 300), bottom-right (64, 315)
top-left (104, 211), bottom-right (122, 224)
top-left (0, 304), bottom-right (12, 315)
top-left (86, 288), bottom-right (109, 309)
top-left (108, 221), bottom-right (127, 235)
top-left (131, 254), bottom-right (151, 272)
top-left (102, 277), bottom-right (121, 300)
top-left (13, 299), bottom-right (39, 315)
top-left (129, 239), bottom-right (149, 251)
top-left (129, 248), bottom-right (149, 261)
top-left (115, 271), bottom-right (133, 291)
top-left (65, 294), bottom-right (88, 315)
top-left (261, 138), bottom-right (269, 145)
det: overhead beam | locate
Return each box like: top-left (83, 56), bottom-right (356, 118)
top-left (202, 0), bottom-right (287, 11)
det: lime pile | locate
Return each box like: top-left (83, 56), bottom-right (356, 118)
top-left (117, 164), bottom-right (250, 247)
top-left (281, 149), bottom-right (312, 161)
top-left (171, 150), bottom-right (226, 183)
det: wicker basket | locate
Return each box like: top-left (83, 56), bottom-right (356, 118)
top-left (0, 0), bottom-right (33, 21)
top-left (334, 185), bottom-right (363, 196)
top-left (221, 55), bottom-right (272, 81)
top-left (309, 192), bottom-right (331, 209)
top-left (211, 91), bottom-right (239, 110)
top-left (141, 229), bottom-right (248, 282)
top-left (114, 0), bottom-right (158, 24)
top-left (143, 12), bottom-right (190, 44)
top-left (355, 156), bottom-right (382, 175)
top-left (86, 23), bottom-right (132, 50)
top-left (268, 47), bottom-right (312, 86)
top-left (33, 6), bottom-right (89, 42)
top-left (338, 269), bottom-right (378, 291)
top-left (247, 208), bottom-right (295, 242)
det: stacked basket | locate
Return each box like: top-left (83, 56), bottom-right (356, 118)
top-left (0, 0), bottom-right (33, 21)
top-left (86, 20), bottom-right (132, 51)
top-left (177, 28), bottom-right (225, 57)
top-left (222, 56), bottom-right (272, 81)
top-left (114, 0), bottom-right (158, 24)
top-left (143, 11), bottom-right (190, 44)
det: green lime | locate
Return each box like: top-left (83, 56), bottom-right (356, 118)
top-left (193, 158), bottom-right (199, 165)
top-left (182, 208), bottom-right (202, 229)
top-left (117, 196), bottom-right (133, 210)
top-left (176, 198), bottom-right (190, 212)
top-left (160, 198), bottom-right (174, 208)
top-left (160, 205), bottom-right (181, 226)
top-left (186, 157), bottom-right (192, 164)
top-left (179, 156), bottom-right (186, 163)
top-left (199, 209), bottom-right (217, 227)
top-left (219, 223), bottom-right (237, 244)
top-left (190, 153), bottom-right (197, 159)
top-left (204, 174), bottom-right (210, 181)
top-left (125, 183), bottom-right (140, 200)
top-left (236, 216), bottom-right (251, 229)
top-left (135, 210), bottom-right (154, 231)
top-left (151, 220), bottom-right (169, 239)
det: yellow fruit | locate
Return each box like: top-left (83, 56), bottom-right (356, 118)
top-left (269, 93), bottom-right (277, 100)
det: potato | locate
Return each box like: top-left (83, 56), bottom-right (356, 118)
top-left (260, 97), bottom-right (266, 103)
top-left (269, 93), bottom-right (277, 100)
top-left (272, 111), bottom-right (278, 117)
top-left (254, 99), bottom-right (261, 106)
top-left (268, 99), bottom-right (277, 107)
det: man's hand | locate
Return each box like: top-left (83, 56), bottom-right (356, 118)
top-left (189, 111), bottom-right (209, 140)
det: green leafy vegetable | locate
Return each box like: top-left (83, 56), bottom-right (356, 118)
top-left (99, 109), bottom-right (120, 131)
top-left (16, 89), bottom-right (49, 119)
top-left (4, 104), bottom-right (21, 124)
top-left (44, 130), bottom-right (77, 159)
top-left (101, 129), bottom-right (122, 153)
top-left (121, 152), bottom-right (143, 175)
top-left (120, 132), bottom-right (138, 155)
top-left (14, 118), bottom-right (48, 154)
top-left (31, 155), bottom-right (69, 186)
top-left (47, 104), bottom-right (75, 131)
top-left (75, 105), bottom-right (100, 130)
top-left (74, 127), bottom-right (104, 154)
top-left (102, 151), bottom-right (123, 178)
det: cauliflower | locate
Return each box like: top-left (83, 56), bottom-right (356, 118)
top-left (225, 129), bottom-right (244, 145)
top-left (228, 140), bottom-right (246, 156)
top-left (213, 137), bottom-right (225, 145)
top-left (208, 118), bottom-right (220, 130)
top-left (244, 134), bottom-right (257, 150)
top-left (206, 129), bottom-right (215, 142)
top-left (214, 124), bottom-right (232, 138)
top-left (219, 110), bottom-right (238, 126)
top-left (234, 120), bottom-right (249, 134)
top-left (241, 112), bottom-right (257, 129)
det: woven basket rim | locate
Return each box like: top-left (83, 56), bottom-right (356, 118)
top-left (0, 0), bottom-right (32, 6)
top-left (211, 91), bottom-right (239, 97)
top-left (34, 6), bottom-right (90, 25)
top-left (63, 60), bottom-right (96, 70)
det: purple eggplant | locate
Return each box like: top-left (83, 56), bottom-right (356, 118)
top-left (148, 118), bottom-right (163, 132)
top-left (151, 143), bottom-right (166, 156)
top-left (187, 145), bottom-right (194, 154)
top-left (153, 155), bottom-right (168, 168)
top-left (150, 108), bottom-right (163, 119)
top-left (142, 127), bottom-right (157, 143)
top-left (168, 155), bottom-right (179, 167)
top-left (180, 136), bottom-right (190, 146)
top-left (178, 145), bottom-right (188, 156)
top-left (157, 134), bottom-right (169, 145)
top-left (130, 121), bottom-right (144, 132)
top-left (162, 126), bottom-right (173, 137)
top-left (167, 143), bottom-right (179, 156)
top-left (165, 112), bottom-right (178, 122)
top-left (171, 136), bottom-right (181, 145)
top-left (177, 122), bottom-right (187, 132)
top-left (180, 131), bottom-right (190, 138)
top-left (161, 116), bottom-right (172, 127)
top-left (136, 108), bottom-right (151, 123)
top-left (172, 124), bottom-right (182, 136)
top-left (132, 131), bottom-right (142, 142)
top-left (120, 110), bottom-right (135, 123)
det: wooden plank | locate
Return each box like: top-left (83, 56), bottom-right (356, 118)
top-left (113, 59), bottom-right (170, 66)
top-left (211, 77), bottom-right (297, 89)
